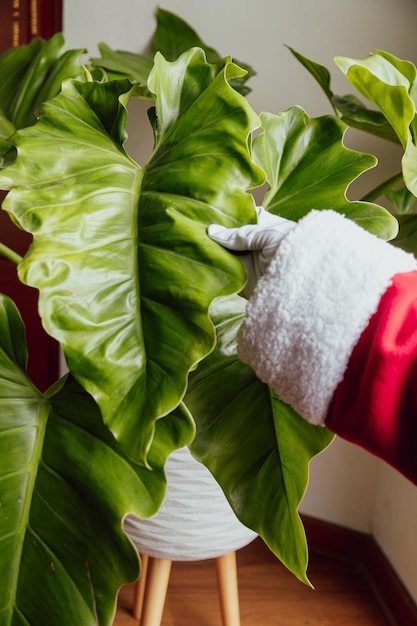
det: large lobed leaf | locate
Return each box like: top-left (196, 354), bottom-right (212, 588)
top-left (391, 213), bottom-right (417, 255)
top-left (252, 107), bottom-right (398, 239)
top-left (184, 104), bottom-right (396, 582)
top-left (287, 47), bottom-right (417, 253)
top-left (0, 33), bottom-right (85, 165)
top-left (150, 8), bottom-right (256, 96)
top-left (334, 50), bottom-right (416, 150)
top-left (0, 29), bottom-right (406, 598)
top-left (89, 42), bottom-right (154, 98)
top-left (0, 294), bottom-right (194, 626)
top-left (334, 50), bottom-right (417, 201)
top-left (186, 296), bottom-right (334, 585)
top-left (90, 8), bottom-right (256, 97)
top-left (0, 49), bottom-right (264, 464)
top-left (287, 46), bottom-right (400, 144)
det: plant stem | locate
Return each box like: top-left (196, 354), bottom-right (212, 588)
top-left (0, 242), bottom-right (23, 265)
top-left (361, 171), bottom-right (404, 202)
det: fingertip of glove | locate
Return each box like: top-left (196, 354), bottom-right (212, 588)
top-left (207, 224), bottom-right (224, 238)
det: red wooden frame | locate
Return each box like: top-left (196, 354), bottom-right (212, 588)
top-left (34, 0), bottom-right (63, 40)
top-left (0, 1), bottom-right (63, 52)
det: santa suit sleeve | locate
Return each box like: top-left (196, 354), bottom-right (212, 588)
top-left (237, 210), bottom-right (417, 485)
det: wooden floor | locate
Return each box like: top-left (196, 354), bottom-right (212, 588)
top-left (114, 538), bottom-right (392, 626)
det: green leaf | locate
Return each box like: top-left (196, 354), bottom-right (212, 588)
top-left (334, 51), bottom-right (416, 149)
top-left (0, 109), bottom-right (15, 141)
top-left (391, 213), bottom-right (417, 255)
top-left (0, 294), bottom-right (194, 626)
top-left (91, 9), bottom-right (256, 99)
top-left (288, 47), bottom-right (404, 145)
top-left (332, 94), bottom-right (399, 144)
top-left (151, 8), bottom-right (256, 96)
top-left (361, 171), bottom-right (404, 204)
top-left (373, 49), bottom-right (417, 84)
top-left (403, 136), bottom-right (417, 197)
top-left (0, 34), bottom-right (85, 163)
top-left (151, 8), bottom-right (221, 64)
top-left (286, 46), bottom-right (334, 105)
top-left (386, 184), bottom-right (417, 214)
top-left (0, 38), bottom-right (43, 117)
top-left (90, 4), bottom-right (226, 96)
top-left (252, 107), bottom-right (398, 239)
top-left (186, 296), bottom-right (334, 585)
top-left (0, 49), bottom-right (264, 463)
top-left (8, 33), bottom-right (85, 129)
top-left (89, 43), bottom-right (154, 98)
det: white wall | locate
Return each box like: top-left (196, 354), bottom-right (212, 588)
top-left (299, 438), bottom-right (380, 531)
top-left (373, 465), bottom-right (417, 601)
top-left (63, 0), bottom-right (417, 603)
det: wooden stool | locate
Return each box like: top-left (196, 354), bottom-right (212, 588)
top-left (132, 550), bottom-right (241, 626)
top-left (124, 448), bottom-right (256, 625)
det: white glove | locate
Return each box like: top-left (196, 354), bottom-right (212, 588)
top-left (208, 206), bottom-right (296, 298)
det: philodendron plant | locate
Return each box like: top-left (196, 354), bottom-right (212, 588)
top-left (288, 46), bottom-right (417, 251)
top-left (0, 8), bottom-right (414, 626)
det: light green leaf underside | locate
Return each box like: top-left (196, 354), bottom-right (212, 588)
top-left (334, 51), bottom-right (415, 150)
top-left (335, 51), bottom-right (417, 198)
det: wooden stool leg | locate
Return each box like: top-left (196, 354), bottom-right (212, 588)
top-left (140, 557), bottom-right (172, 626)
top-left (132, 553), bottom-right (149, 620)
top-left (215, 551), bottom-right (241, 626)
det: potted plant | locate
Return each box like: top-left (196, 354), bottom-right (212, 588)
top-left (0, 9), bottom-right (414, 625)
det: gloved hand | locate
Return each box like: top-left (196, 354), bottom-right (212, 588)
top-left (208, 206), bottom-right (296, 298)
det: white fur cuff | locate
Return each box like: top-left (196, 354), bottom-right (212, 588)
top-left (238, 210), bottom-right (417, 425)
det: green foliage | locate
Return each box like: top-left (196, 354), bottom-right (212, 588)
top-left (289, 46), bottom-right (417, 252)
top-left (0, 33), bottom-right (85, 165)
top-left (0, 50), bottom-right (262, 465)
top-left (0, 294), bottom-right (193, 626)
top-left (252, 107), bottom-right (398, 238)
top-left (186, 296), bottom-right (334, 585)
top-left (90, 8), bottom-right (256, 97)
top-left (0, 9), bottom-right (414, 625)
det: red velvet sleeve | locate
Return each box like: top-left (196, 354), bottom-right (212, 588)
top-left (326, 271), bottom-right (417, 485)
